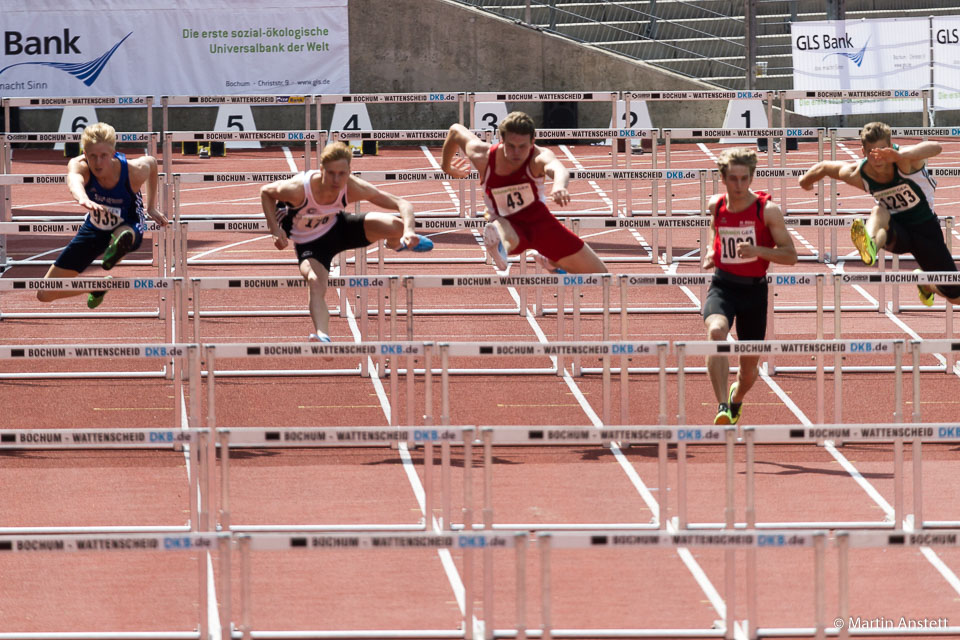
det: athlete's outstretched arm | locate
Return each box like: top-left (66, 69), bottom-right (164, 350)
top-left (539, 148), bottom-right (571, 207)
top-left (350, 177), bottom-right (417, 246)
top-left (441, 124), bottom-right (489, 178)
top-left (798, 160), bottom-right (861, 191)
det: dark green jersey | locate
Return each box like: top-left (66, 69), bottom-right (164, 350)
top-left (858, 157), bottom-right (936, 225)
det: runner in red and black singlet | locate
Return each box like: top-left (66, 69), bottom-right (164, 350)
top-left (440, 111), bottom-right (605, 274)
top-left (703, 148), bottom-right (798, 426)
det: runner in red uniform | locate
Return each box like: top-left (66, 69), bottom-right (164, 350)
top-left (703, 148), bottom-right (798, 425)
top-left (440, 111), bottom-right (605, 273)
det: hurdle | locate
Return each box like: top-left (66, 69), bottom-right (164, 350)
top-left (433, 341), bottom-right (669, 426)
top-left (833, 529), bottom-right (960, 640)
top-left (0, 531), bottom-right (224, 640)
top-left (0, 172), bottom-right (166, 273)
top-left (162, 130), bottom-right (320, 182)
top-left (675, 339), bottom-right (907, 425)
top-left (215, 425), bottom-right (474, 533)
top-left (536, 529), bottom-right (824, 640)
top-left (0, 428), bottom-right (204, 535)
top-left (160, 94), bottom-right (314, 166)
top-left (235, 529), bottom-right (524, 640)
top-left (457, 424), bottom-right (731, 533)
top-left (742, 423), bottom-right (960, 532)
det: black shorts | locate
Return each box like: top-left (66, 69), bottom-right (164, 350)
top-left (294, 211), bottom-right (370, 272)
top-left (702, 273), bottom-right (769, 341)
top-left (886, 216), bottom-right (960, 298)
top-left (54, 220), bottom-right (145, 273)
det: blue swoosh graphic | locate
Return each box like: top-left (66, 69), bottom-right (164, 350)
top-left (0, 32), bottom-right (132, 86)
top-left (823, 36), bottom-right (870, 67)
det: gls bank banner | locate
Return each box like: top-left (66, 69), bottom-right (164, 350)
top-left (0, 3), bottom-right (348, 97)
top-left (791, 18), bottom-right (928, 117)
top-left (933, 16), bottom-right (960, 110)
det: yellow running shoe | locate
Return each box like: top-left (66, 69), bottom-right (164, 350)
top-left (850, 218), bottom-right (878, 266)
top-left (714, 403), bottom-right (733, 425)
top-left (727, 381), bottom-right (742, 425)
top-left (915, 269), bottom-right (935, 307)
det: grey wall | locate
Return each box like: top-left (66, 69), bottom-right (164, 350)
top-left (344, 0), bottom-right (731, 130)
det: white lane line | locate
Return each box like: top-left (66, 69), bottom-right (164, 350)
top-left (340, 283), bottom-right (471, 621)
top-left (190, 234), bottom-right (271, 261)
top-left (837, 142), bottom-right (860, 160)
top-left (697, 143), bottom-right (718, 162)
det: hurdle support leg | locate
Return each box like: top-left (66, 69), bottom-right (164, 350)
top-left (539, 534), bottom-right (552, 640)
top-left (837, 532), bottom-right (850, 640)
top-left (894, 437), bottom-right (904, 527)
top-left (515, 531), bottom-right (527, 640)
top-left (913, 437), bottom-right (924, 529)
top-left (814, 533), bottom-right (826, 640)
top-left (219, 429), bottom-right (231, 532)
top-left (218, 533), bottom-right (232, 640)
top-left (240, 534), bottom-right (252, 640)
top-left (424, 342), bottom-right (434, 426)
top-left (745, 427), bottom-right (758, 640)
top-left (676, 345), bottom-right (687, 425)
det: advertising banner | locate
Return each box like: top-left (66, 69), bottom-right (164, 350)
top-left (0, 3), bottom-right (349, 97)
top-left (933, 16), bottom-right (960, 110)
top-left (790, 18), bottom-right (928, 117)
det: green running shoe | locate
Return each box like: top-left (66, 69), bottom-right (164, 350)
top-left (915, 269), bottom-right (935, 307)
top-left (850, 218), bottom-right (878, 266)
top-left (102, 228), bottom-right (134, 271)
top-left (727, 381), bottom-right (742, 425)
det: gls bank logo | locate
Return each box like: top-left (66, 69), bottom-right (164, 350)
top-left (0, 30), bottom-right (132, 86)
top-left (796, 33), bottom-right (870, 67)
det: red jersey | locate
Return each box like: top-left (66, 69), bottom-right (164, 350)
top-left (712, 191), bottom-right (775, 278)
top-left (481, 143), bottom-right (549, 219)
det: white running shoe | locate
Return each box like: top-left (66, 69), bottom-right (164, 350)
top-left (483, 223), bottom-right (509, 271)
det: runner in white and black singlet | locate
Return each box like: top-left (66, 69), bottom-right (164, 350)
top-left (799, 121), bottom-right (959, 306)
top-left (260, 141), bottom-right (433, 342)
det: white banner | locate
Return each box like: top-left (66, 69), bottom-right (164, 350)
top-left (791, 18), bottom-right (929, 117)
top-left (0, 4), bottom-right (348, 97)
top-left (933, 17), bottom-right (960, 110)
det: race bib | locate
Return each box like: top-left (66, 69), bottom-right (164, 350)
top-left (88, 206), bottom-right (122, 231)
top-left (873, 182), bottom-right (920, 213)
top-left (718, 226), bottom-right (757, 264)
top-left (491, 183), bottom-right (534, 216)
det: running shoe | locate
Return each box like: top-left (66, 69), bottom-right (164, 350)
top-left (397, 235), bottom-right (434, 252)
top-left (531, 250), bottom-right (567, 274)
top-left (727, 381), bottom-right (742, 425)
top-left (102, 228), bottom-right (135, 271)
top-left (483, 223), bottom-right (509, 271)
top-left (915, 269), bottom-right (935, 307)
top-left (850, 218), bottom-right (878, 266)
top-left (87, 275), bottom-right (112, 309)
top-left (309, 332), bottom-right (332, 343)
top-left (714, 402), bottom-right (733, 425)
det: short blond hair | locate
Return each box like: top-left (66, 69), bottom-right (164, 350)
top-left (716, 147), bottom-right (758, 176)
top-left (81, 122), bottom-right (116, 150)
top-left (860, 122), bottom-right (892, 146)
top-left (320, 141), bottom-right (352, 165)
top-left (498, 111), bottom-right (536, 140)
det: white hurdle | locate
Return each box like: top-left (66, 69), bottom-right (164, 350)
top-left (236, 529), bottom-right (523, 640)
top-left (215, 425), bottom-right (474, 533)
top-left (676, 339), bottom-right (907, 425)
top-left (537, 528), bottom-right (823, 640)
top-left (0, 531), bottom-right (224, 640)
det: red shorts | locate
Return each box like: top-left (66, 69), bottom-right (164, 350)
top-left (504, 202), bottom-right (584, 262)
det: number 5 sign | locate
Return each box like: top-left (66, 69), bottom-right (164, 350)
top-left (214, 105), bottom-right (260, 149)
